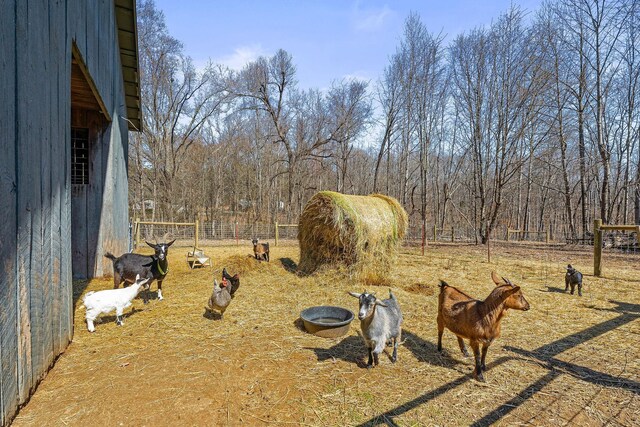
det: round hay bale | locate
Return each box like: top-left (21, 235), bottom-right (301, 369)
top-left (298, 191), bottom-right (408, 280)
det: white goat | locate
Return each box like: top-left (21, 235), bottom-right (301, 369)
top-left (83, 274), bottom-right (150, 332)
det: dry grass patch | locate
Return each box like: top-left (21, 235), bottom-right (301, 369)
top-left (12, 242), bottom-right (640, 426)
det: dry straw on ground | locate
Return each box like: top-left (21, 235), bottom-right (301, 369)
top-left (11, 241), bottom-right (640, 426)
top-left (298, 191), bottom-right (408, 283)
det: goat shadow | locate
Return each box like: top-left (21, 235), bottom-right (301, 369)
top-left (279, 257), bottom-right (298, 274)
top-left (541, 285), bottom-right (568, 294)
top-left (94, 307), bottom-right (143, 325)
top-left (304, 335), bottom-right (371, 368)
top-left (303, 328), bottom-right (453, 370)
top-left (402, 329), bottom-right (462, 370)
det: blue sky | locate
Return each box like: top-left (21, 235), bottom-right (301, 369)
top-left (154, 0), bottom-right (544, 90)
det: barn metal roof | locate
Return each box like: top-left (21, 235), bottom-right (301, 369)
top-left (115, 0), bottom-right (142, 132)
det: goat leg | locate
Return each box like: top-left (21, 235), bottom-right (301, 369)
top-left (480, 343), bottom-right (489, 372)
top-left (470, 341), bottom-right (485, 382)
top-left (373, 352), bottom-right (379, 366)
top-left (157, 280), bottom-right (164, 301)
top-left (570, 283), bottom-right (575, 295)
top-left (116, 309), bottom-right (124, 326)
top-left (436, 316), bottom-right (444, 352)
top-left (578, 282), bottom-right (583, 297)
top-left (391, 337), bottom-right (398, 363)
top-left (366, 347), bottom-right (374, 368)
top-left (457, 336), bottom-right (470, 357)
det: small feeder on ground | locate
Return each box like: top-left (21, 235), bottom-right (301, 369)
top-left (300, 306), bottom-right (354, 338)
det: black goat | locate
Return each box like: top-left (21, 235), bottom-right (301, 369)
top-left (222, 268), bottom-right (240, 297)
top-left (104, 240), bottom-right (175, 304)
top-left (565, 264), bottom-right (583, 296)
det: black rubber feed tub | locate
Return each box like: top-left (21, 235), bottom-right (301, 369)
top-left (300, 306), bottom-right (354, 338)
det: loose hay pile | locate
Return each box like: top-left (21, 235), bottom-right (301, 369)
top-left (298, 191), bottom-right (408, 282)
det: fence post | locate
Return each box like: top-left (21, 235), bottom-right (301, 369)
top-left (275, 222), bottom-right (279, 246)
top-left (433, 224), bottom-right (437, 242)
top-left (451, 226), bottom-right (454, 242)
top-left (594, 219), bottom-right (602, 277)
top-left (487, 221), bottom-right (491, 263)
top-left (545, 230), bottom-right (549, 244)
top-left (506, 228), bottom-right (511, 242)
top-left (135, 217), bottom-right (140, 249)
top-left (194, 217), bottom-right (199, 248)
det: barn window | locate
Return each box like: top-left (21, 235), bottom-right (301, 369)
top-left (71, 127), bottom-right (90, 185)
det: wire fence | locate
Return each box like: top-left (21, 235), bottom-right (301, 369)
top-left (130, 220), bottom-right (640, 255)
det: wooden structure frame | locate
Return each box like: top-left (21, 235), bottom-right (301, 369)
top-left (593, 219), bottom-right (640, 276)
top-left (275, 222), bottom-right (298, 246)
top-left (186, 248), bottom-right (212, 269)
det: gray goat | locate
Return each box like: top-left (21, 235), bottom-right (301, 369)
top-left (348, 289), bottom-right (403, 368)
top-left (565, 264), bottom-right (583, 296)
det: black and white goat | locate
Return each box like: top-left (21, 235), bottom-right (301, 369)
top-left (104, 239), bottom-right (175, 303)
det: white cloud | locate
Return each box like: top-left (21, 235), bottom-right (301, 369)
top-left (353, 4), bottom-right (392, 31)
top-left (215, 44), bottom-right (266, 70)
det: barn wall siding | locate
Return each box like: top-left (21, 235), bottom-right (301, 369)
top-left (0, 0), bottom-right (132, 424)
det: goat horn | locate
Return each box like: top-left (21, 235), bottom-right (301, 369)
top-left (502, 276), bottom-right (514, 287)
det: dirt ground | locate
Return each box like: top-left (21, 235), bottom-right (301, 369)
top-left (11, 241), bottom-right (640, 426)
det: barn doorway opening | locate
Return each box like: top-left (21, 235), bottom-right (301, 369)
top-left (70, 46), bottom-right (110, 279)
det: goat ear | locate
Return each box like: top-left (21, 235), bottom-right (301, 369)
top-left (145, 241), bottom-right (156, 249)
top-left (491, 271), bottom-right (504, 286)
top-left (508, 285), bottom-right (521, 294)
top-left (348, 292), bottom-right (361, 298)
top-left (233, 274), bottom-right (239, 279)
top-left (166, 239), bottom-right (176, 247)
top-left (135, 274), bottom-right (141, 281)
top-left (375, 299), bottom-right (388, 307)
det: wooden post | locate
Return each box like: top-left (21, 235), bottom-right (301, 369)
top-left (507, 228), bottom-right (511, 242)
top-left (433, 224), bottom-right (437, 242)
top-left (275, 222), bottom-right (279, 246)
top-left (135, 217), bottom-right (140, 249)
top-left (487, 221), bottom-right (491, 263)
top-left (545, 230), bottom-right (550, 244)
top-left (594, 219), bottom-right (602, 277)
top-left (194, 218), bottom-right (199, 249)
top-left (636, 226), bottom-right (640, 246)
top-left (451, 226), bottom-right (455, 242)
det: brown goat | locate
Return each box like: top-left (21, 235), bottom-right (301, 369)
top-left (437, 271), bottom-right (530, 382)
top-left (252, 238), bottom-right (270, 262)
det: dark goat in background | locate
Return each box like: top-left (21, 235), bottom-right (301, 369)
top-left (565, 264), bottom-right (583, 296)
top-left (104, 239), bottom-right (175, 303)
top-left (252, 238), bottom-right (270, 262)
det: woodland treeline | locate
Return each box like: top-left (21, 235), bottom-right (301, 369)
top-left (129, 0), bottom-right (640, 243)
